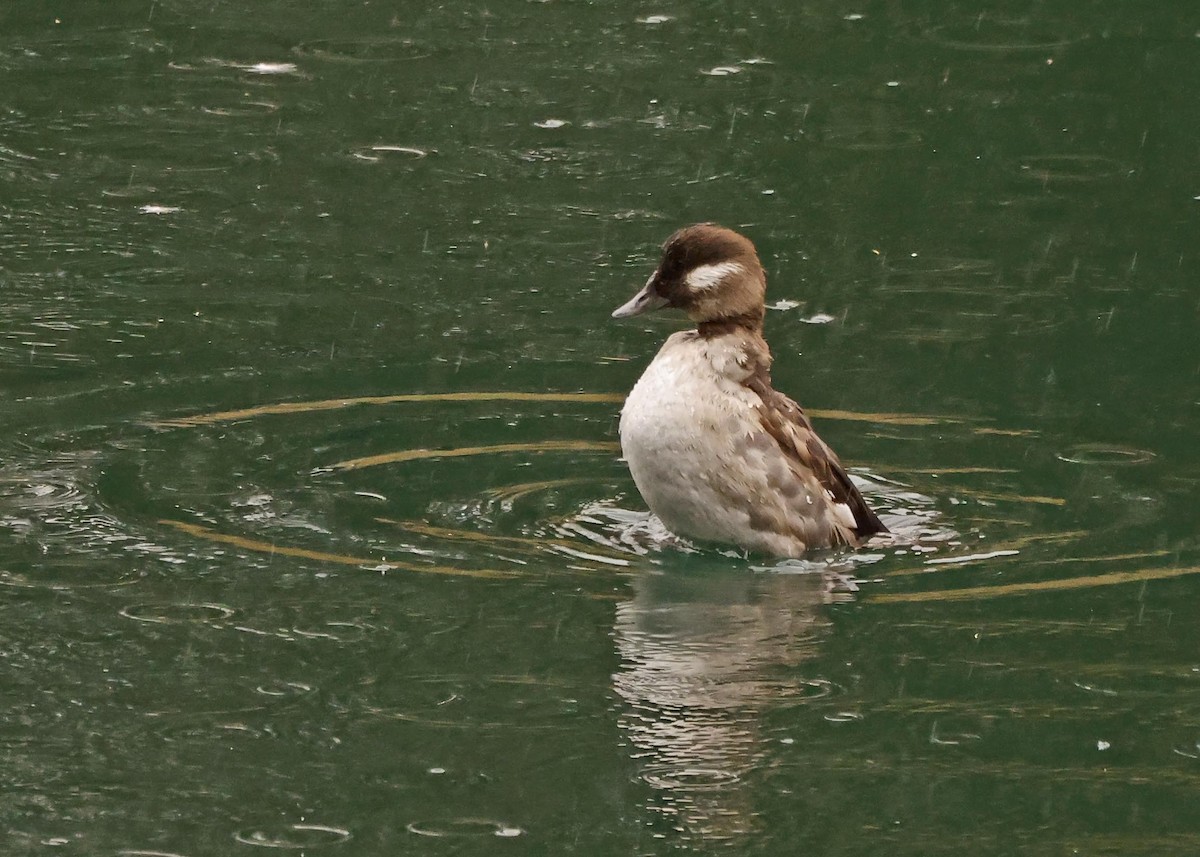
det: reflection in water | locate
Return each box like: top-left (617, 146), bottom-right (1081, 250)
top-left (613, 569), bottom-right (847, 841)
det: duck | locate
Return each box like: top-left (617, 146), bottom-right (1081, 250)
top-left (612, 223), bottom-right (887, 558)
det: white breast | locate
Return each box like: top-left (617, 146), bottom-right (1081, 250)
top-left (619, 333), bottom-right (796, 554)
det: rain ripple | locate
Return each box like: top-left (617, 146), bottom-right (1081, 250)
top-left (406, 819), bottom-right (523, 838)
top-left (234, 823), bottom-right (351, 848)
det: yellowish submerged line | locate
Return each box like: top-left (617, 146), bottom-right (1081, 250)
top-left (957, 488), bottom-right (1067, 507)
top-left (328, 440), bottom-right (621, 472)
top-left (483, 477), bottom-right (593, 502)
top-left (995, 529), bottom-right (1089, 549)
top-left (807, 408), bottom-right (956, 427)
top-left (885, 530), bottom-right (1090, 578)
top-left (145, 391), bottom-right (625, 428)
top-left (379, 518), bottom-right (631, 566)
top-left (872, 565), bottom-right (1200, 604)
top-left (889, 466), bottom-right (1019, 475)
top-left (973, 427), bottom-right (1041, 437)
top-left (159, 519), bottom-right (517, 580)
top-left (1037, 548), bottom-right (1172, 565)
top-left (144, 391), bottom-right (958, 430)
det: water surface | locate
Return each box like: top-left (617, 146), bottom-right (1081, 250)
top-left (2, 1), bottom-right (1198, 854)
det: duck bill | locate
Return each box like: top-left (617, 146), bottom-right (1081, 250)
top-left (611, 277), bottom-right (668, 319)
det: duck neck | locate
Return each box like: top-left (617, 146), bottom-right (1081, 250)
top-left (697, 311), bottom-right (764, 339)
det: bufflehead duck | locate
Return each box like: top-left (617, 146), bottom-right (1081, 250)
top-left (612, 223), bottom-right (887, 558)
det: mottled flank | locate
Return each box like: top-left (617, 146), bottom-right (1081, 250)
top-left (613, 223), bottom-right (886, 558)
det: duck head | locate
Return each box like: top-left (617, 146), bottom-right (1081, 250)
top-left (612, 223), bottom-right (767, 326)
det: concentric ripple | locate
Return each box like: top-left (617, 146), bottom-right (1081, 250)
top-left (347, 144), bottom-right (432, 163)
top-left (131, 389), bottom-right (916, 579)
top-left (1018, 154), bottom-right (1130, 184)
top-left (1056, 443), bottom-right (1156, 466)
top-left (291, 37), bottom-right (433, 63)
top-left (355, 674), bottom-right (591, 731)
top-left (118, 602), bottom-right (236, 625)
top-left (6, 383), bottom-right (1112, 598)
top-left (922, 17), bottom-right (1085, 52)
top-left (406, 819), bottom-right (523, 838)
top-left (642, 768), bottom-right (742, 790)
top-left (233, 823), bottom-right (351, 848)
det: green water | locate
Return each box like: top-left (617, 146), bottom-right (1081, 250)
top-left (2, 0), bottom-right (1198, 853)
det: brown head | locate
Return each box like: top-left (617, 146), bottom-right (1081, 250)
top-left (612, 223), bottom-right (767, 327)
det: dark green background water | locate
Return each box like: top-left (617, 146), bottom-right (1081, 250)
top-left (2, 0), bottom-right (1198, 853)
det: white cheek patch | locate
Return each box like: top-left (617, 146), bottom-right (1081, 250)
top-left (684, 261), bottom-right (744, 292)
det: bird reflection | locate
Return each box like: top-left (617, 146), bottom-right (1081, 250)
top-left (613, 567), bottom-right (848, 841)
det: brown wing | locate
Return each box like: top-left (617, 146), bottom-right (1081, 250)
top-left (746, 376), bottom-right (888, 542)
